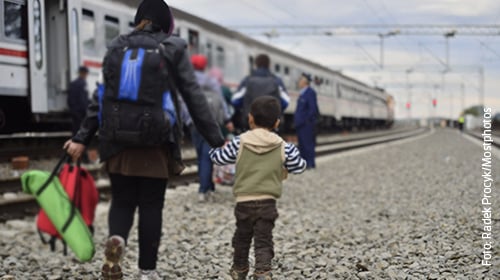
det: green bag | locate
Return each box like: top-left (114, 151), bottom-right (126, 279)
top-left (21, 155), bottom-right (95, 262)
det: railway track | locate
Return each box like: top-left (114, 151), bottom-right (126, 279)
top-left (464, 130), bottom-right (500, 149)
top-left (0, 126), bottom-right (427, 222)
top-left (0, 132), bottom-right (73, 162)
top-left (0, 127), bottom-right (414, 162)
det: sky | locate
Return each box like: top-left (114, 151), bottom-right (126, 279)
top-left (167, 0), bottom-right (500, 119)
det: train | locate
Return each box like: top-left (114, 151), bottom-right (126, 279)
top-left (0, 0), bottom-right (394, 134)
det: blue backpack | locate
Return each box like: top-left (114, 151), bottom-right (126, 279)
top-left (98, 31), bottom-right (178, 147)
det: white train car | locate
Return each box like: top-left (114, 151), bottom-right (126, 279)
top-left (0, 0), bottom-right (393, 133)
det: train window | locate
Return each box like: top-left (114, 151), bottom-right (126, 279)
top-left (275, 64), bottom-right (280, 73)
top-left (3, 1), bottom-right (27, 41)
top-left (128, 21), bottom-right (135, 32)
top-left (249, 56), bottom-right (254, 74)
top-left (33, 0), bottom-right (43, 68)
top-left (105, 15), bottom-right (120, 46)
top-left (216, 46), bottom-right (225, 68)
top-left (69, 8), bottom-right (81, 74)
top-left (284, 66), bottom-right (289, 75)
top-left (188, 29), bottom-right (199, 54)
top-left (82, 9), bottom-right (96, 55)
top-left (206, 42), bottom-right (213, 67)
top-left (314, 76), bottom-right (321, 86)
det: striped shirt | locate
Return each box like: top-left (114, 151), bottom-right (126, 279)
top-left (209, 136), bottom-right (307, 174)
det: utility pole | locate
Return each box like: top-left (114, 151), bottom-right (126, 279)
top-left (378, 30), bottom-right (400, 69)
top-left (441, 70), bottom-right (447, 121)
top-left (461, 83), bottom-right (465, 115)
top-left (406, 68), bottom-right (413, 121)
top-left (433, 84), bottom-right (439, 127)
top-left (444, 30), bottom-right (456, 70)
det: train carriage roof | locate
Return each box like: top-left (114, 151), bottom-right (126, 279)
top-left (171, 7), bottom-right (388, 93)
top-left (108, 0), bottom-right (388, 96)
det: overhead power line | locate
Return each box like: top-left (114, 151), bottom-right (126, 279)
top-left (231, 24), bottom-right (500, 36)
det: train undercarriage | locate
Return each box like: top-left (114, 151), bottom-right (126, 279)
top-left (281, 114), bottom-right (393, 134)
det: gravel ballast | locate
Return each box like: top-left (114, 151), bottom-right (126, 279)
top-left (0, 128), bottom-right (498, 279)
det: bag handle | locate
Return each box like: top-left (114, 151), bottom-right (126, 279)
top-left (35, 153), bottom-right (70, 196)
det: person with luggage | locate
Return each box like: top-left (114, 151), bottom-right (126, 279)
top-left (231, 54), bottom-right (290, 132)
top-left (294, 73), bottom-right (319, 169)
top-left (209, 96), bottom-right (307, 280)
top-left (190, 54), bottom-right (233, 202)
top-left (64, 1), bottom-right (224, 279)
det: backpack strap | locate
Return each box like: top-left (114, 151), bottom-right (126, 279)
top-left (62, 239), bottom-right (68, 256)
top-left (37, 229), bottom-right (65, 254)
top-left (37, 228), bottom-right (50, 245)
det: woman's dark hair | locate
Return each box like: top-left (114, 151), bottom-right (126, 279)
top-left (134, 0), bottom-right (174, 35)
top-left (255, 54), bottom-right (270, 69)
top-left (250, 96), bottom-right (281, 129)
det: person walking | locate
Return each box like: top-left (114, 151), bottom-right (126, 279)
top-left (210, 96), bottom-right (307, 280)
top-left (67, 66), bottom-right (90, 136)
top-left (209, 67), bottom-right (235, 138)
top-left (294, 73), bottom-right (319, 169)
top-left (458, 115), bottom-right (465, 132)
top-left (64, 1), bottom-right (224, 279)
top-left (190, 54), bottom-right (233, 202)
top-left (231, 54), bottom-right (290, 132)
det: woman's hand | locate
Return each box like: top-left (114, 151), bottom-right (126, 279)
top-left (63, 140), bottom-right (86, 160)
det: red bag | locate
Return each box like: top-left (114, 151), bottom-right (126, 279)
top-left (213, 164), bottom-right (235, 186)
top-left (36, 159), bottom-right (99, 253)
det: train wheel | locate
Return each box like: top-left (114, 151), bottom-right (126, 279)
top-left (0, 108), bottom-right (5, 131)
top-left (0, 97), bottom-right (31, 134)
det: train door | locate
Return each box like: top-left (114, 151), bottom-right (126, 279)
top-left (44, 0), bottom-right (82, 114)
top-left (27, 0), bottom-right (48, 113)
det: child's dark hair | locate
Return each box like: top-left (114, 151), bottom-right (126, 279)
top-left (250, 96), bottom-right (281, 129)
top-left (255, 54), bottom-right (270, 69)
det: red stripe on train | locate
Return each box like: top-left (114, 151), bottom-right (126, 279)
top-left (83, 60), bottom-right (102, 68)
top-left (0, 47), bottom-right (28, 58)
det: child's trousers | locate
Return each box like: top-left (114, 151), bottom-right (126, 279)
top-left (232, 199), bottom-right (278, 273)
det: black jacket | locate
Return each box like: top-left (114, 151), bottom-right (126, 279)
top-left (67, 77), bottom-right (89, 118)
top-left (73, 30), bottom-right (225, 161)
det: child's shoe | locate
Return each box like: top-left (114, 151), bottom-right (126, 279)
top-left (101, 235), bottom-right (125, 280)
top-left (252, 271), bottom-right (272, 280)
top-left (229, 266), bottom-right (249, 280)
top-left (198, 193), bottom-right (207, 203)
top-left (139, 269), bottom-right (162, 280)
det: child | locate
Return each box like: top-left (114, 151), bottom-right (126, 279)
top-left (209, 96), bottom-right (307, 280)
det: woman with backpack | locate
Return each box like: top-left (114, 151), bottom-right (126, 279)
top-left (64, 1), bottom-right (225, 279)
